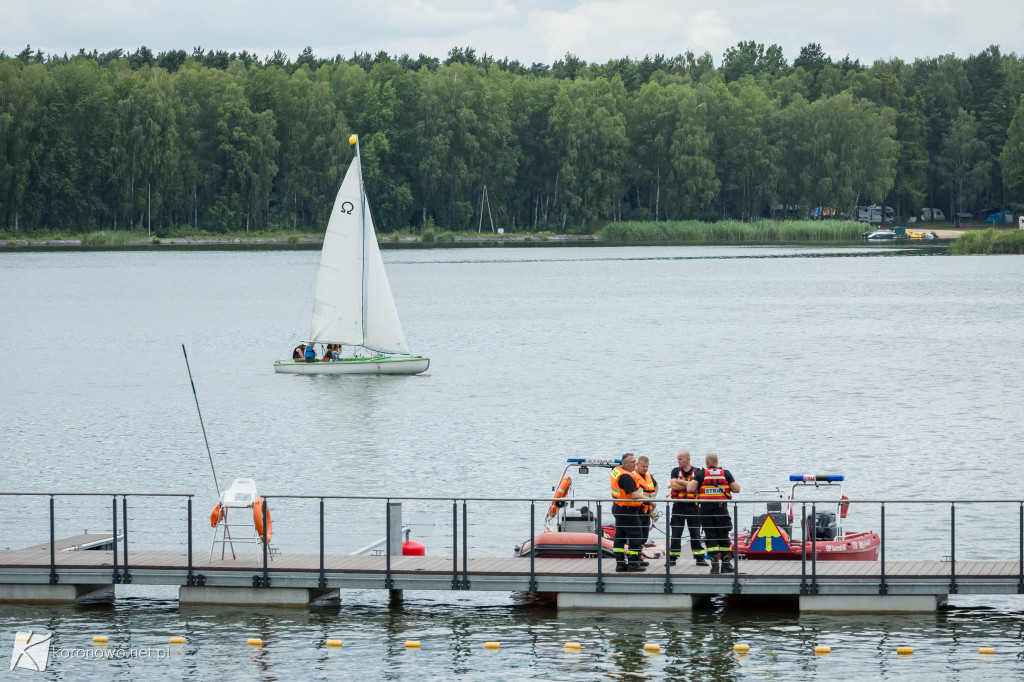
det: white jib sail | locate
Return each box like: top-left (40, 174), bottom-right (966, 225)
top-left (309, 154), bottom-right (410, 355)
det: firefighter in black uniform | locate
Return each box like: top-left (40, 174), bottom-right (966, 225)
top-left (610, 453), bottom-right (647, 572)
top-left (686, 452), bottom-right (741, 574)
top-left (669, 450), bottom-right (708, 566)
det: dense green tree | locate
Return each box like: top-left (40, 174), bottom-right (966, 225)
top-left (938, 109), bottom-right (993, 214)
top-left (1001, 94), bottom-right (1024, 202)
top-left (0, 45), bottom-right (1019, 234)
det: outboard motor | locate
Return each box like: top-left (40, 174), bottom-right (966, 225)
top-left (806, 511), bottom-right (838, 540)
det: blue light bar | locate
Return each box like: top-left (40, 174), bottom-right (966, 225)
top-left (567, 458), bottom-right (622, 465)
top-left (790, 474), bottom-right (844, 482)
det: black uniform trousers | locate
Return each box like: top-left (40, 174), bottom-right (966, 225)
top-left (612, 504), bottom-right (643, 565)
top-left (670, 501), bottom-right (704, 558)
top-left (701, 502), bottom-right (733, 561)
top-left (639, 504), bottom-right (654, 545)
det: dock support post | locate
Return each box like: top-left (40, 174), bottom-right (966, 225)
top-left (461, 500), bottom-right (469, 590)
top-left (112, 496), bottom-right (120, 584)
top-left (48, 496), bottom-right (58, 585)
top-left (664, 504), bottom-right (673, 594)
top-left (595, 503), bottom-right (605, 593)
top-left (185, 496), bottom-right (204, 586)
top-left (122, 496), bottom-right (131, 584)
top-left (319, 497), bottom-right (327, 590)
top-left (732, 502), bottom-right (741, 594)
top-left (261, 499), bottom-right (270, 587)
top-left (879, 504), bottom-right (887, 594)
top-left (799, 502), bottom-right (807, 594)
top-left (1018, 503), bottom-right (1023, 594)
top-left (949, 502), bottom-right (958, 594)
top-left (385, 501), bottom-right (401, 589)
top-left (528, 502), bottom-right (537, 592)
top-left (451, 500), bottom-right (459, 590)
top-left (810, 502), bottom-right (817, 595)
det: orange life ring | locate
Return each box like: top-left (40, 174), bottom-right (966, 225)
top-left (547, 476), bottom-right (572, 518)
top-left (253, 497), bottom-right (272, 543)
top-left (210, 503), bottom-right (224, 528)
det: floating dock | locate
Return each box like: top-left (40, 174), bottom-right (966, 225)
top-left (1, 533), bottom-right (1019, 612)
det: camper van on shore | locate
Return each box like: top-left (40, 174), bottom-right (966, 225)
top-left (920, 208), bottom-right (946, 221)
top-left (856, 205), bottom-right (894, 223)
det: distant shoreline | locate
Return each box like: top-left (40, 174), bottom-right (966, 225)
top-left (0, 230), bottom-right (970, 249)
top-left (0, 234), bottom-right (603, 248)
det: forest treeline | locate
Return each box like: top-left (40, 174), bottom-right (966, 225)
top-left (2, 42), bottom-right (1024, 235)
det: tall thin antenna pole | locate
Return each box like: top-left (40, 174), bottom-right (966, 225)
top-left (182, 344), bottom-right (220, 498)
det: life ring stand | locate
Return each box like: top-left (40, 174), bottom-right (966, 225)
top-left (547, 476), bottom-right (572, 519)
top-left (210, 503), bottom-right (224, 528)
top-left (253, 497), bottom-right (272, 543)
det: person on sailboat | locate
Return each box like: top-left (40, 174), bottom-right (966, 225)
top-left (293, 344), bottom-right (306, 360)
top-left (304, 343), bottom-right (317, 362)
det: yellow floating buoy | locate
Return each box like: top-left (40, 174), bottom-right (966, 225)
top-left (405, 641), bottom-right (421, 649)
top-left (169, 637), bottom-right (185, 644)
top-left (897, 646), bottom-right (913, 655)
top-left (979, 647), bottom-right (995, 655)
top-left (814, 646), bottom-right (831, 655)
top-left (643, 643), bottom-right (661, 653)
top-left (246, 638), bottom-right (262, 647)
top-left (564, 641), bottom-right (581, 650)
top-left (734, 643), bottom-right (750, 653)
top-left (325, 640), bottom-right (343, 648)
top-left (92, 636), bottom-right (108, 644)
top-left (484, 642), bottom-right (500, 650)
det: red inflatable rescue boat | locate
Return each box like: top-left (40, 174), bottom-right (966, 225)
top-left (734, 474), bottom-right (880, 561)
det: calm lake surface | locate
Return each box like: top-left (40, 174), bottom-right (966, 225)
top-left (1, 243), bottom-right (1023, 679)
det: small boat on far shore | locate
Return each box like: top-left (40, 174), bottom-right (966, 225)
top-left (862, 227), bottom-right (939, 241)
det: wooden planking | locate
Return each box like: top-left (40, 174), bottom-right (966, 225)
top-left (3, 550), bottom-right (1024, 584)
top-left (15, 534), bottom-right (117, 552)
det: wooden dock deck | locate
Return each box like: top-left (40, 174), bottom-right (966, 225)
top-left (1, 544), bottom-right (1020, 597)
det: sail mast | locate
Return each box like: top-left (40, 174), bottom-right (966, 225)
top-left (349, 133), bottom-right (368, 345)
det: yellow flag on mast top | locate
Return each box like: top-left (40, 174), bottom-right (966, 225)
top-left (349, 134), bottom-right (358, 145)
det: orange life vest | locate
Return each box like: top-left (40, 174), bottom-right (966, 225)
top-left (610, 467), bottom-right (642, 507)
top-left (637, 472), bottom-right (656, 513)
top-left (698, 467), bottom-right (732, 500)
top-left (671, 467), bottom-right (699, 499)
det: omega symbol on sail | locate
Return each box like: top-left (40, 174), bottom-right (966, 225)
top-left (339, 201), bottom-right (354, 214)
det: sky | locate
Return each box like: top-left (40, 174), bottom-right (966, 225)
top-left (3, 0), bottom-right (1022, 68)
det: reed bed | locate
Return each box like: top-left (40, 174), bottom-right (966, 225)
top-left (599, 220), bottom-right (863, 243)
top-left (949, 229), bottom-right (1024, 254)
top-left (79, 230), bottom-right (141, 246)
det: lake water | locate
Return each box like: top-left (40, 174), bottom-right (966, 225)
top-left (1, 243), bottom-right (1023, 679)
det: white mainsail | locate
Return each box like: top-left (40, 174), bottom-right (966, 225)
top-left (308, 151), bottom-right (410, 354)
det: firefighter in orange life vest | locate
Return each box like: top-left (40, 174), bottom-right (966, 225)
top-left (610, 453), bottom-right (647, 572)
top-left (686, 452), bottom-right (741, 574)
top-left (635, 455), bottom-right (659, 546)
top-left (669, 450), bottom-right (708, 566)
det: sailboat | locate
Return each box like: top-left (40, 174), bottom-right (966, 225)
top-left (273, 135), bottom-right (429, 375)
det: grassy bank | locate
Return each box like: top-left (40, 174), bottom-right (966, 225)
top-left (599, 220), bottom-right (863, 243)
top-left (949, 228), bottom-right (1024, 254)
